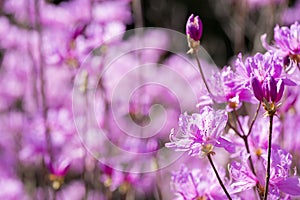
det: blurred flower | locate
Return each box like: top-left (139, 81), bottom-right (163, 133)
top-left (281, 109), bottom-right (300, 155)
top-left (0, 178), bottom-right (26, 199)
top-left (47, 158), bottom-right (71, 177)
top-left (100, 164), bottom-right (154, 194)
top-left (282, 2), bottom-right (300, 24)
top-left (55, 181), bottom-right (86, 200)
top-left (47, 158), bottom-right (71, 190)
top-left (245, 0), bottom-right (284, 8)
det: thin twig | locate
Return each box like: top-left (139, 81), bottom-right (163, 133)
top-left (227, 121), bottom-right (256, 176)
top-left (243, 136), bottom-right (256, 176)
top-left (34, 1), bottom-right (54, 199)
top-left (247, 102), bottom-right (261, 137)
top-left (207, 154), bottom-right (232, 200)
top-left (228, 110), bottom-right (261, 198)
top-left (132, 0), bottom-right (144, 28)
top-left (233, 108), bottom-right (245, 136)
top-left (227, 121), bottom-right (243, 138)
top-left (194, 52), bottom-right (213, 96)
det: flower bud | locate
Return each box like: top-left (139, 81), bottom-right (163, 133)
top-left (261, 76), bottom-right (273, 102)
top-left (275, 79), bottom-right (284, 102)
top-left (186, 14), bottom-right (203, 53)
top-left (251, 76), bottom-right (264, 102)
top-left (186, 14), bottom-right (203, 41)
top-left (251, 75), bottom-right (284, 103)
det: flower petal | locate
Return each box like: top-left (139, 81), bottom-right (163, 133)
top-left (277, 177), bottom-right (300, 196)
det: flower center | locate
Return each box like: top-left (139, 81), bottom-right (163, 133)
top-left (290, 54), bottom-right (300, 64)
top-left (228, 101), bottom-right (239, 109)
top-left (202, 144), bottom-right (214, 155)
top-left (48, 174), bottom-right (64, 190)
top-left (255, 148), bottom-right (263, 157)
top-left (262, 100), bottom-right (277, 117)
top-left (258, 183), bottom-right (265, 198)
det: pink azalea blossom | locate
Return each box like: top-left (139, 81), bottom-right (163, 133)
top-left (230, 146), bottom-right (300, 198)
top-left (166, 106), bottom-right (234, 157)
top-left (171, 165), bottom-right (232, 200)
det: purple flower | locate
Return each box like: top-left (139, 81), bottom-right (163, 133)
top-left (166, 106), bottom-right (233, 157)
top-left (280, 104), bottom-right (300, 154)
top-left (186, 14), bottom-right (203, 53)
top-left (244, 52), bottom-right (296, 104)
top-left (228, 115), bottom-right (282, 160)
top-left (261, 22), bottom-right (300, 72)
top-left (282, 3), bottom-right (300, 24)
top-left (47, 157), bottom-right (71, 190)
top-left (265, 146), bottom-right (300, 197)
top-left (245, 53), bottom-right (282, 82)
top-left (47, 158), bottom-right (71, 177)
top-left (242, 0), bottom-right (284, 9)
top-left (209, 65), bottom-right (256, 110)
top-left (171, 165), bottom-right (231, 200)
top-left (251, 74), bottom-right (284, 103)
top-left (0, 178), bottom-right (26, 199)
top-left (186, 14), bottom-right (203, 41)
top-left (230, 160), bottom-right (258, 193)
top-left (99, 164), bottom-right (154, 193)
top-left (230, 146), bottom-right (300, 198)
top-left (262, 22), bottom-right (300, 56)
top-left (210, 52), bottom-right (288, 108)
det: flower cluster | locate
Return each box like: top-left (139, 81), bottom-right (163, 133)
top-left (166, 16), bottom-right (300, 200)
top-left (171, 165), bottom-right (231, 199)
top-left (166, 106), bottom-right (234, 157)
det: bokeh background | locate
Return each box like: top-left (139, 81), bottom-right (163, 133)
top-left (0, 0), bottom-right (299, 199)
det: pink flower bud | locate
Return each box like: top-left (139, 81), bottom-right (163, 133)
top-left (186, 14), bottom-right (203, 41)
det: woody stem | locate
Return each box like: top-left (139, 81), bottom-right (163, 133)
top-left (263, 115), bottom-right (274, 200)
top-left (207, 154), bottom-right (232, 200)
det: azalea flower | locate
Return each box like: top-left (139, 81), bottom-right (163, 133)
top-left (171, 165), bottom-right (232, 200)
top-left (166, 106), bottom-right (234, 157)
top-left (230, 146), bottom-right (300, 198)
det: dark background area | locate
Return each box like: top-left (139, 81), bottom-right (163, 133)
top-left (45, 0), bottom-right (299, 68)
top-left (141, 0), bottom-right (233, 67)
top-left (140, 0), bottom-right (298, 67)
